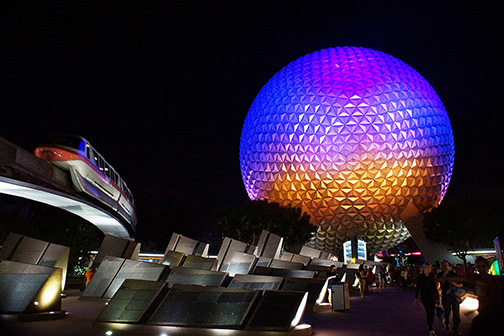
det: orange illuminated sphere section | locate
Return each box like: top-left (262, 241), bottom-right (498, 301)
top-left (239, 47), bottom-right (455, 253)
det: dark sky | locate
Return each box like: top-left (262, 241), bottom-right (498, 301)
top-left (1, 2), bottom-right (503, 245)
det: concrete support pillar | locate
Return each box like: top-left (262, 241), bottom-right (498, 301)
top-left (400, 201), bottom-right (459, 264)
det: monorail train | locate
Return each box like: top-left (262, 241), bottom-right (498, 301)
top-left (34, 135), bottom-right (137, 232)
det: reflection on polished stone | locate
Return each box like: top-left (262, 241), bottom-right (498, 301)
top-left (228, 274), bottom-right (284, 291)
top-left (280, 277), bottom-right (327, 306)
top-left (270, 259), bottom-right (304, 270)
top-left (270, 269), bottom-right (316, 279)
top-left (103, 259), bottom-right (167, 299)
top-left (246, 290), bottom-right (308, 331)
top-left (161, 251), bottom-right (185, 267)
top-left (147, 284), bottom-right (259, 328)
top-left (216, 237), bottom-right (248, 272)
top-left (221, 251), bottom-right (257, 276)
top-left (11, 236), bottom-right (49, 265)
top-left (0, 260), bottom-right (62, 313)
top-left (166, 267), bottom-right (228, 288)
top-left (181, 255), bottom-right (217, 271)
top-left (290, 254), bottom-right (311, 266)
top-left (83, 257), bottom-right (125, 298)
top-left (97, 279), bottom-right (167, 323)
top-left (93, 234), bottom-right (136, 268)
top-left (0, 232), bottom-right (23, 260)
top-left (0, 233), bottom-right (70, 291)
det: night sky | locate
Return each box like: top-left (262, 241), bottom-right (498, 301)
top-left (1, 2), bottom-right (503, 248)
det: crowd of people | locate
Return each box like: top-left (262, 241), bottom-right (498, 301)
top-left (412, 257), bottom-right (501, 336)
top-left (346, 257), bottom-right (502, 336)
top-left (390, 262), bottom-right (474, 291)
top-left (356, 263), bottom-right (388, 298)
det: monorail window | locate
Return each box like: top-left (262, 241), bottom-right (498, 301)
top-left (98, 156), bottom-right (104, 171)
top-left (86, 146), bottom-right (90, 159)
top-left (122, 183), bottom-right (132, 201)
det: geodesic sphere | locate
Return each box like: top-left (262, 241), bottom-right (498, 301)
top-left (239, 47), bottom-right (455, 254)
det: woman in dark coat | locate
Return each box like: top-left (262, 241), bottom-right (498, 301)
top-left (358, 263), bottom-right (367, 299)
top-left (415, 263), bottom-right (439, 336)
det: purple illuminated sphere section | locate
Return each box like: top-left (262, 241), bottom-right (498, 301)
top-left (239, 47), bottom-right (455, 253)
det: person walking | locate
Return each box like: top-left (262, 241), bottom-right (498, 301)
top-left (438, 261), bottom-right (461, 335)
top-left (326, 264), bottom-right (338, 305)
top-left (415, 263), bottom-right (439, 336)
top-left (366, 267), bottom-right (375, 293)
top-left (467, 257), bottom-right (502, 336)
top-left (358, 263), bottom-right (367, 299)
top-left (326, 264), bottom-right (338, 279)
top-left (84, 267), bottom-right (96, 287)
top-left (379, 264), bottom-right (387, 288)
top-left (326, 265), bottom-right (338, 306)
top-left (401, 266), bottom-right (409, 290)
top-left (375, 266), bottom-right (381, 293)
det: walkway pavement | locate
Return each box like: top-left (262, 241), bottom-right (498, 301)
top-left (1, 285), bottom-right (476, 336)
top-left (303, 286), bottom-right (474, 336)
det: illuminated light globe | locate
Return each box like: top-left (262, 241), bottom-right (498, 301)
top-left (239, 47), bottom-right (454, 253)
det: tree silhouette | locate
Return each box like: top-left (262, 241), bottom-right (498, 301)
top-left (423, 188), bottom-right (504, 264)
top-left (213, 199), bottom-right (315, 249)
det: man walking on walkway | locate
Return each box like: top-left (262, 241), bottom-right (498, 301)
top-left (415, 263), bottom-right (439, 336)
top-left (358, 263), bottom-right (368, 299)
top-left (439, 261), bottom-right (461, 335)
top-left (401, 266), bottom-right (409, 290)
